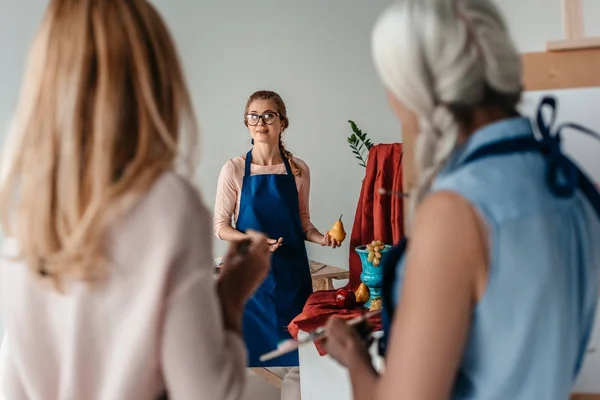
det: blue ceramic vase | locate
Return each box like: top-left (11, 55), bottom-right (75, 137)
top-left (355, 244), bottom-right (392, 308)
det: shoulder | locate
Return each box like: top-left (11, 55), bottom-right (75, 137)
top-left (409, 190), bottom-right (486, 273)
top-left (129, 173), bottom-right (215, 291)
top-left (292, 157), bottom-right (310, 176)
top-left (103, 171), bottom-right (214, 272)
top-left (292, 156), bottom-right (308, 169)
top-left (432, 150), bottom-right (551, 223)
top-left (134, 171), bottom-right (211, 231)
top-left (218, 157), bottom-right (245, 184)
top-left (413, 191), bottom-right (480, 238)
top-left (221, 157), bottom-right (245, 173)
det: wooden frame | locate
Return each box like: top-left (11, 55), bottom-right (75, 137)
top-left (547, 0), bottom-right (600, 51)
top-left (400, 1), bottom-right (600, 396)
top-left (571, 395), bottom-right (600, 400)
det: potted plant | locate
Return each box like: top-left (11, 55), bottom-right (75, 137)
top-left (347, 120), bottom-right (374, 168)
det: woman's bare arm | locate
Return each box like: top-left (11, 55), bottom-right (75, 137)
top-left (326, 191), bottom-right (488, 400)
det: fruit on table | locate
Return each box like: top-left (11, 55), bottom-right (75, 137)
top-left (354, 283), bottom-right (370, 303)
top-left (369, 297), bottom-right (382, 311)
top-left (329, 215), bottom-right (347, 243)
top-left (366, 240), bottom-right (385, 267)
top-left (335, 288), bottom-right (357, 309)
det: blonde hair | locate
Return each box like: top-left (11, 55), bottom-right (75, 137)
top-left (0, 0), bottom-right (198, 283)
top-left (244, 90), bottom-right (301, 176)
top-left (372, 0), bottom-right (522, 217)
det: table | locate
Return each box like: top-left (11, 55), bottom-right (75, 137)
top-left (309, 260), bottom-right (349, 291)
top-left (213, 259), bottom-right (349, 291)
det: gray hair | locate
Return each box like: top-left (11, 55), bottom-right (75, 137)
top-left (372, 0), bottom-right (522, 217)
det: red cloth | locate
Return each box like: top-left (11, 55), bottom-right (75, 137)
top-left (287, 144), bottom-right (404, 355)
top-left (287, 290), bottom-right (382, 356)
top-left (346, 143), bottom-right (405, 290)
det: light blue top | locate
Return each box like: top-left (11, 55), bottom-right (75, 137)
top-left (393, 117), bottom-right (600, 399)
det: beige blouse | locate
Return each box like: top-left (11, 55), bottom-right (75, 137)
top-left (213, 156), bottom-right (316, 238)
top-left (0, 172), bottom-right (247, 400)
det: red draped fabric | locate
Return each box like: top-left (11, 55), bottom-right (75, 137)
top-left (287, 144), bottom-right (405, 355)
top-left (346, 143), bottom-right (405, 290)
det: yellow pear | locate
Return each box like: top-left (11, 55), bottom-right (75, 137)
top-left (329, 214), bottom-right (347, 243)
top-left (354, 283), bottom-right (370, 303)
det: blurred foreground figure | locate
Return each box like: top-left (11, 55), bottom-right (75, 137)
top-left (326, 0), bottom-right (600, 399)
top-left (0, 1), bottom-right (270, 399)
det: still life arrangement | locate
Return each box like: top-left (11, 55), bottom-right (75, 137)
top-left (335, 239), bottom-right (390, 312)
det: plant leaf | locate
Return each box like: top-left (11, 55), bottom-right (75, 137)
top-left (347, 120), bottom-right (373, 168)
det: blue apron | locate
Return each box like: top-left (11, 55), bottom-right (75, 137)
top-left (236, 150), bottom-right (313, 367)
top-left (378, 96), bottom-right (600, 357)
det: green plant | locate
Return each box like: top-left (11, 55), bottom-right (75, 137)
top-left (347, 120), bottom-right (374, 168)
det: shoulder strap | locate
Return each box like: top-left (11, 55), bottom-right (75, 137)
top-left (244, 150), bottom-right (253, 177)
top-left (459, 96), bottom-right (600, 219)
top-left (282, 153), bottom-right (293, 176)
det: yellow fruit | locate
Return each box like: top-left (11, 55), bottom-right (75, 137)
top-left (375, 252), bottom-right (382, 259)
top-left (370, 297), bottom-right (382, 311)
top-left (354, 283), bottom-right (370, 303)
top-left (329, 215), bottom-right (347, 243)
top-left (367, 252), bottom-right (374, 262)
top-left (372, 258), bottom-right (380, 266)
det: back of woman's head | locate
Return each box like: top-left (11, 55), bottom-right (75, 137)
top-left (372, 0), bottom-right (522, 212)
top-left (0, 0), bottom-right (197, 283)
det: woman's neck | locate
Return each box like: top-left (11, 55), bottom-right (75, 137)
top-left (458, 107), bottom-right (518, 143)
top-left (251, 143), bottom-right (283, 166)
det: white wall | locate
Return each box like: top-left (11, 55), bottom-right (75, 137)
top-left (150, 0), bottom-right (401, 267)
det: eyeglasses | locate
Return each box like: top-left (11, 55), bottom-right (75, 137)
top-left (245, 112), bottom-right (279, 126)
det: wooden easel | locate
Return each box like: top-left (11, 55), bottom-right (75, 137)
top-left (547, 0), bottom-right (600, 51)
top-left (400, 1), bottom-right (600, 398)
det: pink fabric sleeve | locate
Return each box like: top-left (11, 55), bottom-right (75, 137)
top-left (213, 160), bottom-right (239, 238)
top-left (162, 195), bottom-right (247, 400)
top-left (297, 161), bottom-right (316, 233)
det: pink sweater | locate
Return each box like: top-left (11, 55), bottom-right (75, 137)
top-left (213, 156), bottom-right (316, 238)
top-left (0, 172), bottom-right (247, 400)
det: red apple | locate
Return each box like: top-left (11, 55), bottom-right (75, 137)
top-left (335, 289), bottom-right (357, 309)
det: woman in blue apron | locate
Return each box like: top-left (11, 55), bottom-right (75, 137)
top-left (325, 1), bottom-right (600, 399)
top-left (214, 90), bottom-right (341, 399)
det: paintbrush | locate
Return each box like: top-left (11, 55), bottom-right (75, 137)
top-left (259, 309), bottom-right (381, 362)
top-left (378, 187), bottom-right (410, 197)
